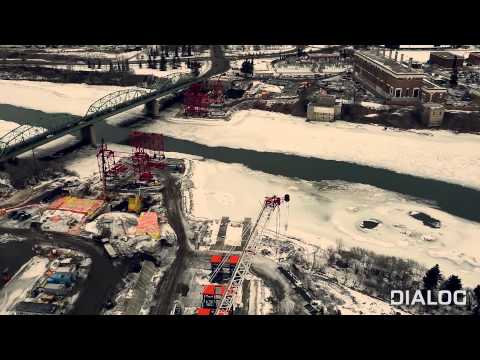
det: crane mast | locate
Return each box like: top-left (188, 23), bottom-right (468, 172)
top-left (213, 194), bottom-right (289, 315)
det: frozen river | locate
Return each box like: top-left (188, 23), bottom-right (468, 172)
top-left (1, 101), bottom-right (480, 286)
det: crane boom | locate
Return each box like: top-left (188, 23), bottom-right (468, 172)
top-left (214, 194), bottom-right (288, 315)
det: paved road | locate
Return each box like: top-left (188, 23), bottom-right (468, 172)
top-left (151, 175), bottom-right (191, 314)
top-left (151, 45), bottom-right (230, 314)
top-left (0, 46), bottom-right (342, 69)
top-left (0, 227), bottom-right (127, 314)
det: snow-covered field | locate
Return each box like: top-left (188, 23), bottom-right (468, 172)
top-left (0, 80), bottom-right (130, 116)
top-left (42, 48), bottom-right (144, 60)
top-left (225, 45), bottom-right (296, 56)
top-left (138, 108), bottom-right (480, 190)
top-left (321, 281), bottom-right (409, 315)
top-left (187, 157), bottom-right (480, 287)
top-left (398, 47), bottom-right (480, 64)
top-left (0, 119), bottom-right (20, 137)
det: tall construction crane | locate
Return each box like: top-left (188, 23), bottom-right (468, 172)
top-left (210, 194), bottom-right (290, 315)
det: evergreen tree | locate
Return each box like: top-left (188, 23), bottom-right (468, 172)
top-left (474, 285), bottom-right (480, 305)
top-left (139, 60), bottom-right (142, 68)
top-left (191, 61), bottom-right (200, 76)
top-left (240, 59), bottom-right (254, 76)
top-left (174, 46), bottom-right (179, 57)
top-left (109, 60), bottom-right (113, 72)
top-left (159, 56), bottom-right (167, 71)
top-left (165, 46), bottom-right (169, 57)
top-left (440, 275), bottom-right (462, 305)
top-left (423, 264), bottom-right (442, 290)
top-left (98, 60), bottom-right (101, 69)
top-left (442, 275), bottom-right (462, 292)
top-left (187, 45), bottom-right (192, 57)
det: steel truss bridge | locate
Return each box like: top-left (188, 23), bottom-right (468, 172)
top-left (0, 46), bottom-right (228, 163)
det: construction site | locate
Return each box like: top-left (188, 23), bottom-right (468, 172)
top-left (0, 113), bottom-right (305, 315)
top-left (1, 45), bottom-right (479, 316)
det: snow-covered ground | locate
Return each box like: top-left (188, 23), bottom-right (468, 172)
top-left (137, 108), bottom-right (480, 190)
top-left (319, 280), bottom-right (409, 315)
top-left (132, 63), bottom-right (190, 78)
top-left (0, 119), bottom-right (21, 137)
top-left (398, 47), bottom-right (480, 64)
top-left (0, 80), bottom-right (131, 116)
top-left (245, 81), bottom-right (283, 97)
top-left (225, 45), bottom-right (296, 56)
top-left (42, 48), bottom-right (144, 60)
top-left (55, 143), bottom-right (480, 287)
top-left (187, 157), bottom-right (480, 287)
top-left (0, 256), bottom-right (49, 314)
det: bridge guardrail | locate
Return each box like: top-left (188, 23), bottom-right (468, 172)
top-left (0, 68), bottom-right (205, 161)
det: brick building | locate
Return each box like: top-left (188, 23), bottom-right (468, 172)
top-left (353, 49), bottom-right (424, 105)
top-left (421, 79), bottom-right (447, 103)
top-left (429, 52), bottom-right (464, 68)
top-left (467, 52), bottom-right (480, 65)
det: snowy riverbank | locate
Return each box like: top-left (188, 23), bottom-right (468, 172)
top-left (136, 108), bottom-right (480, 190)
top-left (185, 156), bottom-right (480, 287)
top-left (40, 144), bottom-right (480, 286)
top-left (0, 80), bottom-right (132, 116)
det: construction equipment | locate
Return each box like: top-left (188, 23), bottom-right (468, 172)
top-left (197, 194), bottom-right (290, 315)
top-left (128, 195), bottom-right (143, 214)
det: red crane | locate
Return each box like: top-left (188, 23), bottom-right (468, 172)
top-left (197, 194), bottom-right (290, 315)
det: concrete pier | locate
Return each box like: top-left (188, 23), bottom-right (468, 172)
top-left (145, 100), bottom-right (160, 117)
top-left (80, 125), bottom-right (97, 146)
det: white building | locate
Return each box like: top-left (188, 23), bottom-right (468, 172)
top-left (421, 103), bottom-right (445, 127)
top-left (307, 93), bottom-right (341, 122)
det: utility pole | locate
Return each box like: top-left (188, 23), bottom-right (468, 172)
top-left (100, 138), bottom-right (107, 200)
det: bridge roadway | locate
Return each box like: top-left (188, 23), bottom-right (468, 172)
top-left (0, 45), bottom-right (230, 163)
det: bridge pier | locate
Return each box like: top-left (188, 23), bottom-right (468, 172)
top-left (80, 125), bottom-right (98, 146)
top-left (145, 100), bottom-right (160, 117)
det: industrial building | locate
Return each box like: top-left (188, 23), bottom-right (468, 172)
top-left (429, 52), bottom-right (464, 68)
top-left (467, 52), bottom-right (480, 65)
top-left (14, 301), bottom-right (58, 315)
top-left (353, 49), bottom-right (424, 105)
top-left (421, 78), bottom-right (448, 103)
top-left (307, 92), bottom-right (341, 122)
top-left (420, 103), bottom-right (445, 127)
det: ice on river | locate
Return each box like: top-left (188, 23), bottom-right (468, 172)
top-left (188, 157), bottom-right (480, 287)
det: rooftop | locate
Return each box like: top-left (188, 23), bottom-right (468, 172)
top-left (356, 50), bottom-right (423, 75)
top-left (430, 52), bottom-right (465, 60)
top-left (422, 102), bottom-right (444, 109)
top-left (15, 301), bottom-right (58, 314)
top-left (423, 78), bottom-right (447, 90)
